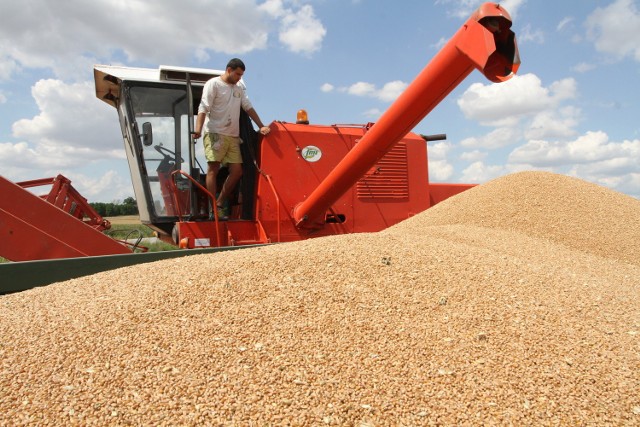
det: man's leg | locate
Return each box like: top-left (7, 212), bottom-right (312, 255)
top-left (217, 162), bottom-right (243, 207)
top-left (206, 161), bottom-right (221, 205)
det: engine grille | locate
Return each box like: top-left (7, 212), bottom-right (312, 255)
top-left (356, 142), bottom-right (409, 200)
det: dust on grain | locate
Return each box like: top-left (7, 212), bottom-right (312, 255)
top-left (1, 171), bottom-right (639, 425)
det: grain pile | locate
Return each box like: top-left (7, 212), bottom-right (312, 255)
top-left (1, 171), bottom-right (639, 426)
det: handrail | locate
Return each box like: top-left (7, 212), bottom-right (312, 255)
top-left (259, 172), bottom-right (281, 242)
top-left (168, 170), bottom-right (221, 247)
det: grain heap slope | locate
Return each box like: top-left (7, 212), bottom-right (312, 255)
top-left (1, 171), bottom-right (639, 426)
top-left (390, 170), bottom-right (640, 266)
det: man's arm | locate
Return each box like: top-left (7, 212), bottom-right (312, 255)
top-left (193, 112), bottom-right (206, 140)
top-left (246, 108), bottom-right (271, 136)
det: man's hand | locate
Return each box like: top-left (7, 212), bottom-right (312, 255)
top-left (259, 126), bottom-right (270, 136)
top-left (192, 131), bottom-right (201, 141)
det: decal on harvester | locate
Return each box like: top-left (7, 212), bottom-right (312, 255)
top-left (194, 238), bottom-right (210, 247)
top-left (301, 146), bottom-right (322, 162)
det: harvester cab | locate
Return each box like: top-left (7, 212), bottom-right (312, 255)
top-left (94, 66), bottom-right (260, 238)
top-left (91, 1), bottom-right (520, 249)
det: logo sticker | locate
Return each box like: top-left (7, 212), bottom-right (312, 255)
top-left (194, 238), bottom-right (210, 247)
top-left (301, 145), bottom-right (322, 162)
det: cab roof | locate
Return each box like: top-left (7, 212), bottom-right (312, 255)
top-left (94, 64), bottom-right (223, 107)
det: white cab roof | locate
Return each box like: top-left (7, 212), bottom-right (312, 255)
top-left (94, 64), bottom-right (224, 107)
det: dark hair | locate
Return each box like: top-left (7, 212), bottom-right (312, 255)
top-left (227, 58), bottom-right (246, 71)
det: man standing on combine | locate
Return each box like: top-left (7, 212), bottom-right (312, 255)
top-left (193, 58), bottom-right (270, 220)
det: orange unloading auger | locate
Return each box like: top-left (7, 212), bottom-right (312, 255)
top-left (292, 2), bottom-right (520, 229)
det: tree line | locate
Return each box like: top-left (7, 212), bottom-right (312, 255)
top-left (90, 197), bottom-right (139, 217)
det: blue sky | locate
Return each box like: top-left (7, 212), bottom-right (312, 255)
top-left (1, 0), bottom-right (639, 202)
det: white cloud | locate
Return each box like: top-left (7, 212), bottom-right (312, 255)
top-left (377, 81), bottom-right (408, 102)
top-left (572, 62), bottom-right (596, 73)
top-left (567, 161), bottom-right (640, 199)
top-left (0, 56), bottom-right (20, 81)
top-left (498, 0), bottom-right (526, 19)
top-left (260, 0), bottom-right (287, 18)
top-left (548, 78), bottom-right (578, 101)
top-left (0, 78), bottom-right (133, 200)
top-left (0, 0), bottom-right (325, 82)
top-left (556, 17), bottom-right (574, 32)
top-left (320, 83), bottom-right (334, 92)
top-left (342, 80), bottom-right (408, 102)
top-left (362, 108), bottom-right (383, 119)
top-left (12, 79), bottom-right (122, 152)
top-left (347, 82), bottom-right (376, 97)
top-left (453, 69), bottom-right (639, 198)
top-left (460, 150), bottom-right (487, 162)
top-left (570, 168), bottom-right (640, 198)
top-left (459, 161), bottom-right (506, 183)
top-left (277, 5), bottom-right (326, 54)
top-left (525, 106), bottom-right (580, 140)
top-left (460, 127), bottom-right (520, 150)
top-left (437, 0), bottom-right (525, 20)
top-left (586, 0), bottom-right (640, 62)
top-left (0, 79), bottom-right (124, 177)
top-left (0, 91), bottom-right (6, 104)
top-left (519, 24), bottom-right (544, 44)
top-left (508, 131), bottom-right (640, 169)
top-left (457, 73), bottom-right (577, 126)
top-left (63, 170), bottom-right (134, 203)
top-left (0, 142), bottom-right (38, 172)
top-left (428, 159), bottom-right (454, 181)
top-left (260, 0), bottom-right (326, 54)
top-left (428, 141), bottom-right (452, 160)
top-left (431, 37), bottom-right (448, 51)
top-left (427, 141), bottom-right (454, 180)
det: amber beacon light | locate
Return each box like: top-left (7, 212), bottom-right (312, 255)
top-left (296, 109), bottom-right (309, 125)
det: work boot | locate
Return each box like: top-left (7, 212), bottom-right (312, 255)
top-left (215, 204), bottom-right (229, 221)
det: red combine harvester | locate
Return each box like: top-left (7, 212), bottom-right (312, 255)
top-left (0, 3), bottom-right (519, 290)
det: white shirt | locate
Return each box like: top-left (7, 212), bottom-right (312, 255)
top-left (198, 76), bottom-right (253, 137)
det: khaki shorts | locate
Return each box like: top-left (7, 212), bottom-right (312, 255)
top-left (203, 133), bottom-right (242, 164)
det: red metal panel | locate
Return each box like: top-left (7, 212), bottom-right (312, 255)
top-left (226, 221), bottom-right (269, 246)
top-left (0, 175), bottom-right (131, 261)
top-left (175, 221), bottom-right (223, 248)
top-left (429, 183), bottom-right (477, 206)
top-left (357, 142), bottom-right (410, 200)
top-left (0, 207), bottom-right (87, 260)
top-left (255, 123), bottom-right (430, 240)
top-left (255, 122), bottom-right (356, 241)
top-left (174, 221), bottom-right (269, 248)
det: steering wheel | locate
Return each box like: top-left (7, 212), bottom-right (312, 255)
top-left (154, 144), bottom-right (184, 163)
